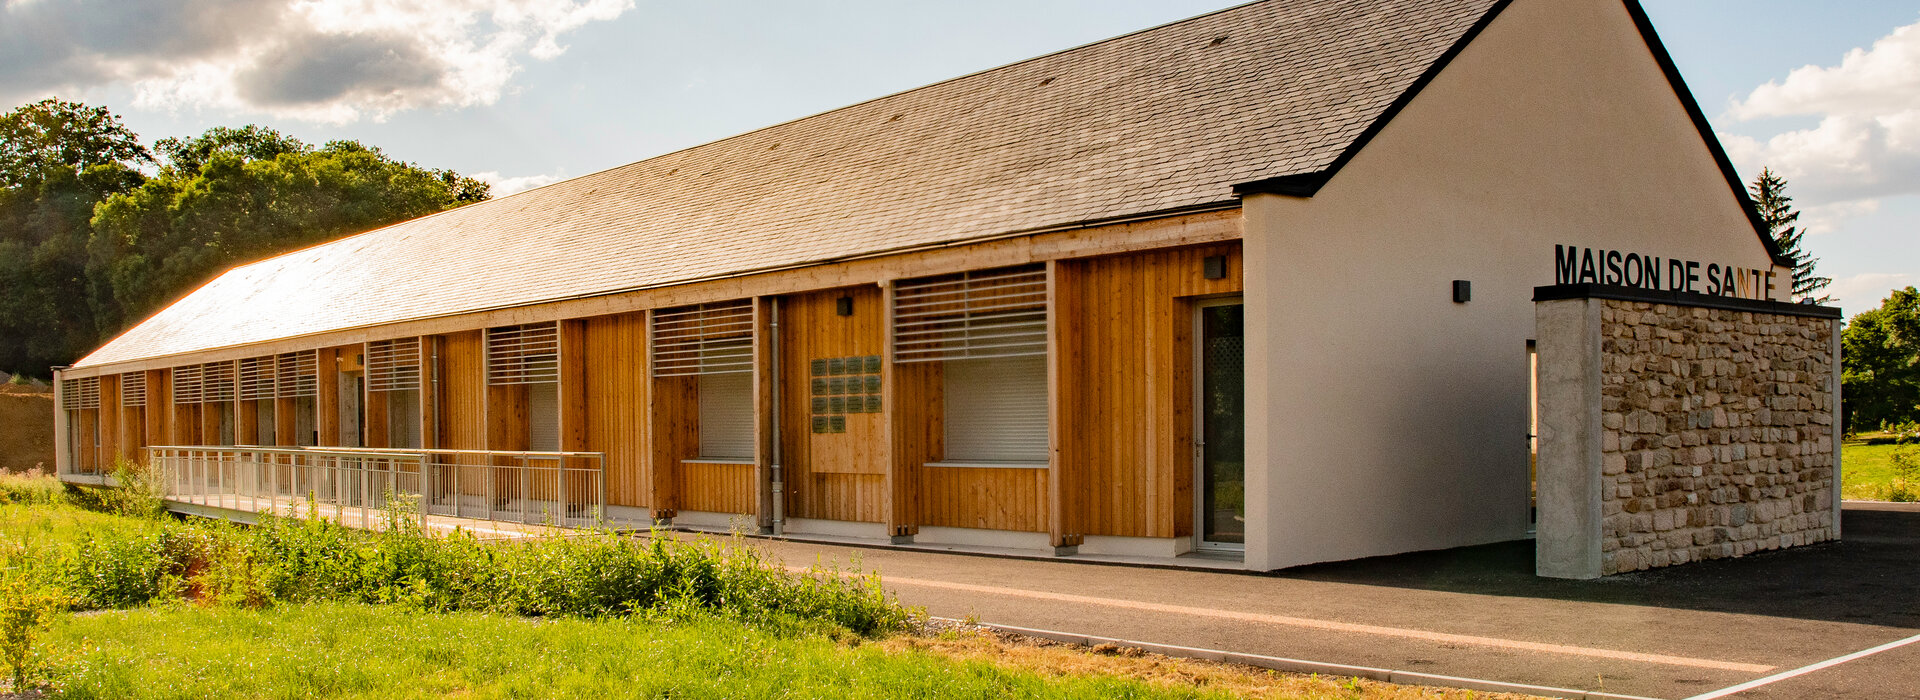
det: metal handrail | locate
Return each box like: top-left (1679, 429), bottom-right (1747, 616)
top-left (147, 445), bottom-right (608, 531)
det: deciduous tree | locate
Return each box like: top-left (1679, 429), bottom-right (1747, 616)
top-left (1842, 287), bottom-right (1920, 432)
top-left (0, 99), bottom-right (151, 377)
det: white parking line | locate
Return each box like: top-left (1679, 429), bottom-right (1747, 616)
top-left (1684, 633), bottom-right (1920, 700)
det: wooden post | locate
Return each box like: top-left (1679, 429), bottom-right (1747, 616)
top-left (752, 297), bottom-right (775, 532)
top-left (644, 309), bottom-right (676, 522)
top-left (317, 348), bottom-right (340, 446)
top-left (1046, 260), bottom-right (1082, 553)
top-left (558, 320), bottom-right (591, 520)
top-left (559, 321), bottom-right (589, 452)
top-left (881, 281), bottom-right (919, 542)
top-left (147, 370), bottom-right (170, 453)
top-left (423, 336), bottom-right (441, 450)
top-left (99, 375), bottom-right (121, 465)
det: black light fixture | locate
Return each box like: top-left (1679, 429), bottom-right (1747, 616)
top-left (836, 296), bottom-right (854, 316)
top-left (1452, 280), bottom-right (1471, 303)
top-left (1202, 255), bottom-right (1227, 280)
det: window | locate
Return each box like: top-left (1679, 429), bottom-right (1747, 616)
top-left (488, 324), bottom-right (560, 451)
top-left (202, 361), bottom-right (236, 445)
top-left (368, 338), bottom-right (424, 449)
top-left (240, 357), bottom-right (276, 445)
top-left (653, 301), bottom-right (755, 460)
top-left (894, 264), bottom-right (1049, 464)
top-left (277, 351), bottom-right (319, 446)
top-left (61, 376), bottom-right (100, 472)
top-left (698, 373), bottom-right (753, 459)
top-left (942, 356), bottom-right (1048, 463)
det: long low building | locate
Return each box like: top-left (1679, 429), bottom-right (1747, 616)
top-left (53, 0), bottom-right (1799, 571)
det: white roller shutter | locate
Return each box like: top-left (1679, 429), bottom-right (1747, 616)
top-left (942, 356), bottom-right (1048, 464)
top-left (528, 383), bottom-right (560, 452)
top-left (698, 372), bottom-right (754, 459)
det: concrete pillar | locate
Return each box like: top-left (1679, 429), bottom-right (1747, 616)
top-left (1534, 297), bottom-right (1602, 579)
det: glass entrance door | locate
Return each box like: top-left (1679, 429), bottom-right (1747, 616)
top-left (1196, 300), bottom-right (1245, 550)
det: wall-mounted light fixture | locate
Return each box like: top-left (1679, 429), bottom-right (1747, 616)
top-left (836, 296), bottom-right (854, 316)
top-left (1453, 280), bottom-right (1471, 303)
top-left (1202, 255), bottom-right (1227, 280)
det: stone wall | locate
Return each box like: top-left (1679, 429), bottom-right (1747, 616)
top-left (1596, 299), bottom-right (1836, 574)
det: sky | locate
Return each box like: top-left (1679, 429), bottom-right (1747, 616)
top-left (3, 0), bottom-right (1915, 313)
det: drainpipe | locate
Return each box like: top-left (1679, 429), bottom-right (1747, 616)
top-left (770, 299), bottom-right (785, 535)
top-left (428, 339), bottom-right (440, 449)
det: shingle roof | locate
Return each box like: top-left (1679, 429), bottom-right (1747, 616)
top-left (76, 0), bottom-right (1501, 368)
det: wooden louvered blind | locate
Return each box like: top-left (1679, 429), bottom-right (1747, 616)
top-left (239, 357), bottom-right (276, 401)
top-left (172, 365), bottom-right (204, 404)
top-left (276, 351), bottom-right (318, 398)
top-left (201, 361), bottom-right (237, 402)
top-left (893, 264), bottom-right (1047, 363)
top-left (487, 323), bottom-right (558, 386)
top-left (367, 337), bottom-right (423, 392)
top-left (120, 372), bottom-right (146, 408)
top-left (651, 301), bottom-right (753, 377)
top-left (61, 376), bottom-right (100, 410)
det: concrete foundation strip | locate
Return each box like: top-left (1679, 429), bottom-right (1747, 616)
top-left (877, 574), bottom-right (1774, 673)
top-left (959, 620), bottom-right (1658, 700)
top-left (1681, 632), bottom-right (1920, 700)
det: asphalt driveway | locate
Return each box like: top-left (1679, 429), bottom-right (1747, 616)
top-left (750, 502), bottom-right (1920, 699)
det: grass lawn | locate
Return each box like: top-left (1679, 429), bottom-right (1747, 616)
top-left (1, 478), bottom-right (1527, 699)
top-left (44, 603), bottom-right (1224, 700)
top-left (1841, 439), bottom-right (1912, 501)
top-left (36, 603), bottom-right (1528, 700)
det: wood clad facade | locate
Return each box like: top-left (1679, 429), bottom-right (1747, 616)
top-left (59, 213), bottom-right (1243, 554)
top-left (778, 287), bottom-right (887, 523)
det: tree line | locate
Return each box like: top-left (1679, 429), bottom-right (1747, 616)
top-left (0, 99), bottom-right (489, 379)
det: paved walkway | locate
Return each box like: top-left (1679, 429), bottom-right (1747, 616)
top-left (749, 502), bottom-right (1920, 700)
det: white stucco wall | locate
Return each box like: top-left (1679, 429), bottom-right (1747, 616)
top-left (1242, 0), bottom-right (1788, 571)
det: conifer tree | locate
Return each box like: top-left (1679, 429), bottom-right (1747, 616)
top-left (1749, 168), bottom-right (1832, 303)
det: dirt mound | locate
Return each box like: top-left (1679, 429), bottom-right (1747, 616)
top-left (0, 381), bottom-right (53, 395)
top-left (0, 392), bottom-right (56, 473)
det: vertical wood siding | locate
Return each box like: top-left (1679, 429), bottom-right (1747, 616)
top-left (778, 287), bottom-right (886, 523)
top-left (1057, 242), bottom-right (1242, 538)
top-left (649, 374), bottom-right (697, 515)
top-left (580, 313), bottom-right (650, 508)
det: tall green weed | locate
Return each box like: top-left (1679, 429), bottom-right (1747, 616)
top-left (53, 505), bottom-right (913, 637)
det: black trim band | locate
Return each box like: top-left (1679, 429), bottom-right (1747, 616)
top-left (1532, 284), bottom-right (1841, 319)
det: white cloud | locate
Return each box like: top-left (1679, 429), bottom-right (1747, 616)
top-left (1721, 18), bottom-right (1920, 205)
top-left (1798, 199), bottom-right (1880, 236)
top-left (473, 170), bottom-right (563, 196)
top-left (1829, 272), bottom-right (1913, 307)
top-left (0, 0), bottom-right (633, 124)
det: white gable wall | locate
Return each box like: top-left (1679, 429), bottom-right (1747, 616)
top-left (1242, 0), bottom-right (1788, 570)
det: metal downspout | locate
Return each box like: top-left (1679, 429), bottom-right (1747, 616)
top-left (770, 298), bottom-right (785, 535)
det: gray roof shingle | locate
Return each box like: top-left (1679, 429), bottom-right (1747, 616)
top-left (77, 0), bottom-right (1500, 367)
